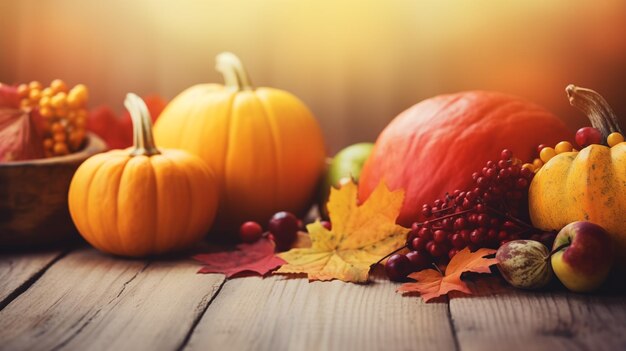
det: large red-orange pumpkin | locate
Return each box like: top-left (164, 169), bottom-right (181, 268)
top-left (358, 91), bottom-right (572, 226)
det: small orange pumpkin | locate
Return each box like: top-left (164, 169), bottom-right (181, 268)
top-left (68, 93), bottom-right (218, 257)
top-left (154, 52), bottom-right (326, 234)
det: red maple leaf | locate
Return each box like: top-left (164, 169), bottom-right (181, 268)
top-left (193, 238), bottom-right (286, 278)
top-left (398, 247), bottom-right (497, 302)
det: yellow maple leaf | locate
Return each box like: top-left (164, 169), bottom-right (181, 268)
top-left (277, 180), bottom-right (409, 283)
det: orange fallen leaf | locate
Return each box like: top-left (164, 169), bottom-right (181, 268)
top-left (398, 247), bottom-right (497, 302)
top-left (276, 180), bottom-right (409, 283)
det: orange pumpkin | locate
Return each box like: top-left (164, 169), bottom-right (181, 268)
top-left (359, 91), bottom-right (572, 226)
top-left (154, 52), bottom-right (326, 234)
top-left (68, 93), bottom-right (218, 256)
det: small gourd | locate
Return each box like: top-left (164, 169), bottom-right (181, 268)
top-left (529, 85), bottom-right (626, 269)
top-left (68, 93), bottom-right (219, 257)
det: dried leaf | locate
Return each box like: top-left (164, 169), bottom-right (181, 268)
top-left (0, 83), bottom-right (19, 108)
top-left (398, 247), bottom-right (497, 302)
top-left (0, 108), bottom-right (44, 162)
top-left (277, 181), bottom-right (409, 283)
top-left (193, 237), bottom-right (285, 278)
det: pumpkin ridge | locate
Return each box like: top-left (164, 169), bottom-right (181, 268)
top-left (103, 155), bottom-right (131, 253)
top-left (118, 156), bottom-right (158, 256)
top-left (220, 92), bottom-right (238, 228)
top-left (81, 159), bottom-right (108, 252)
top-left (149, 155), bottom-right (165, 254)
top-left (254, 90), bottom-right (281, 212)
top-left (163, 85), bottom-right (213, 148)
top-left (166, 153), bottom-right (195, 245)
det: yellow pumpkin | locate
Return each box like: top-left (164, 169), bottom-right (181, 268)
top-left (153, 52), bottom-right (326, 234)
top-left (529, 85), bottom-right (626, 268)
top-left (68, 93), bottom-right (219, 257)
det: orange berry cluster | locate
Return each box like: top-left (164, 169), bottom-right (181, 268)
top-left (522, 141), bottom-right (576, 173)
top-left (17, 79), bottom-right (88, 157)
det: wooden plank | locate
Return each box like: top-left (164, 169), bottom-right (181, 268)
top-left (449, 277), bottom-right (626, 351)
top-left (0, 250), bottom-right (64, 307)
top-left (0, 248), bottom-right (225, 351)
top-left (185, 268), bottom-right (457, 351)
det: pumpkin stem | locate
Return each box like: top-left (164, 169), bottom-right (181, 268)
top-left (125, 93), bottom-right (161, 157)
top-left (215, 52), bottom-right (253, 91)
top-left (566, 85), bottom-right (623, 142)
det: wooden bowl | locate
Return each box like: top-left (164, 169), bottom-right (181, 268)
top-left (0, 133), bottom-right (107, 248)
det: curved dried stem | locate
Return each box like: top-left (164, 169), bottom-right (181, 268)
top-left (215, 52), bottom-right (253, 91)
top-left (566, 85), bottom-right (623, 142)
top-left (125, 93), bottom-right (160, 157)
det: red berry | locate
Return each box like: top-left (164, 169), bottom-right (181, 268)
top-left (268, 211), bottom-right (299, 251)
top-left (498, 168), bottom-right (510, 178)
top-left (429, 242), bottom-right (445, 257)
top-left (485, 167), bottom-right (496, 179)
top-left (385, 254), bottom-right (411, 281)
top-left (515, 178), bottom-right (528, 189)
top-left (477, 214), bottom-right (490, 227)
top-left (425, 240), bottom-right (435, 253)
top-left (411, 222), bottom-right (420, 231)
top-left (503, 220), bottom-right (516, 229)
top-left (406, 251), bottom-right (431, 271)
top-left (520, 167), bottom-right (533, 179)
top-left (448, 248), bottom-right (459, 259)
top-left (239, 221), bottom-right (263, 243)
top-left (453, 217), bottom-right (467, 230)
top-left (460, 229), bottom-right (471, 242)
top-left (477, 177), bottom-right (489, 188)
top-left (418, 228), bottom-right (433, 241)
top-left (498, 230), bottom-right (508, 240)
top-left (501, 149), bottom-right (513, 160)
top-left (470, 229), bottom-right (484, 243)
top-left (575, 127), bottom-right (602, 148)
top-left (421, 207), bottom-right (432, 218)
top-left (451, 233), bottom-right (465, 248)
top-left (411, 237), bottom-right (427, 251)
top-left (320, 221), bottom-right (332, 230)
top-left (434, 230), bottom-right (447, 243)
top-left (537, 144), bottom-right (548, 154)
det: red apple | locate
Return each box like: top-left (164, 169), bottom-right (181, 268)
top-left (551, 221), bottom-right (614, 292)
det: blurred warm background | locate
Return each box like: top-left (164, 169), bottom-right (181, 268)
top-left (1, 0), bottom-right (625, 153)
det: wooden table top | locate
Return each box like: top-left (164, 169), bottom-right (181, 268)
top-left (1, 245), bottom-right (625, 351)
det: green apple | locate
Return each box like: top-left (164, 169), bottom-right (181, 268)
top-left (319, 142), bottom-right (374, 218)
top-left (551, 221), bottom-right (614, 292)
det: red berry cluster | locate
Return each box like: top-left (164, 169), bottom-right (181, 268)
top-left (385, 149), bottom-right (555, 281)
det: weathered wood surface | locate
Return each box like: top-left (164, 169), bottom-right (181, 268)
top-left (0, 249), bottom-right (225, 351)
top-left (1, 248), bottom-right (625, 351)
top-left (449, 277), bottom-right (626, 351)
top-left (0, 250), bottom-right (64, 307)
top-left (186, 268), bottom-right (457, 351)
